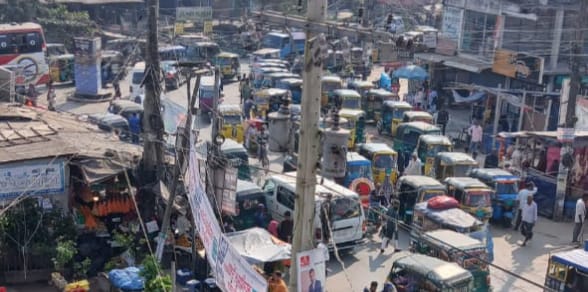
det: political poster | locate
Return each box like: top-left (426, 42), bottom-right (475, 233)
top-left (297, 248), bottom-right (327, 292)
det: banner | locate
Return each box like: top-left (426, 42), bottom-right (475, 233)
top-left (297, 248), bottom-right (327, 292)
top-left (575, 98), bottom-right (588, 131)
top-left (176, 6), bottom-right (213, 22)
top-left (0, 161), bottom-right (65, 199)
top-left (186, 135), bottom-right (267, 292)
top-left (492, 49), bottom-right (544, 84)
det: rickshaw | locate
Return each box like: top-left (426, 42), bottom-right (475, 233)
top-left (276, 78), bottom-right (303, 104)
top-left (339, 109), bottom-right (366, 150)
top-left (402, 111), bottom-right (434, 124)
top-left (347, 80), bottom-right (374, 97)
top-left (331, 89), bottom-right (362, 110)
top-left (394, 122), bottom-right (441, 170)
top-left (325, 50), bottom-right (345, 73)
top-left (411, 198), bottom-right (484, 234)
top-left (444, 177), bottom-right (493, 222)
top-left (343, 152), bottom-right (374, 207)
top-left (416, 135), bottom-right (453, 176)
top-left (410, 229), bottom-right (491, 292)
top-left (221, 139), bottom-right (252, 181)
top-left (88, 113), bottom-right (130, 141)
top-left (261, 72), bottom-right (300, 88)
top-left (387, 253), bottom-right (475, 292)
top-left (469, 168), bottom-right (519, 227)
top-left (214, 52), bottom-right (241, 80)
top-left (358, 143), bottom-right (398, 185)
top-left (363, 89), bottom-right (396, 123)
top-left (251, 66), bottom-right (289, 89)
top-left (350, 47), bottom-right (371, 78)
top-left (233, 180), bottom-right (267, 230)
top-left (544, 245), bottom-right (588, 291)
top-left (432, 152), bottom-right (478, 181)
top-left (321, 75), bottom-right (343, 107)
top-left (252, 88), bottom-right (288, 120)
top-left (395, 175), bottom-right (447, 224)
top-left (219, 104), bottom-right (244, 143)
top-left (377, 100), bottom-right (413, 136)
top-left (108, 100), bottom-right (143, 119)
top-left (250, 48), bottom-right (281, 64)
top-left (49, 54), bottom-right (75, 83)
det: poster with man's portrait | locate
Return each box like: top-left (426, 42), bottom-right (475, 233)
top-left (297, 248), bottom-right (326, 292)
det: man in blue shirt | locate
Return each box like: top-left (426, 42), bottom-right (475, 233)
top-left (128, 113), bottom-right (141, 144)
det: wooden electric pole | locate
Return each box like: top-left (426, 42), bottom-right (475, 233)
top-left (554, 0), bottom-right (586, 220)
top-left (142, 0), bottom-right (165, 182)
top-left (289, 0), bottom-right (326, 290)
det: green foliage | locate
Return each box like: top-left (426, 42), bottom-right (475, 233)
top-left (146, 275), bottom-right (172, 292)
top-left (139, 255), bottom-right (160, 283)
top-left (73, 257), bottom-right (91, 280)
top-left (0, 0), bottom-right (43, 23)
top-left (52, 238), bottom-right (76, 271)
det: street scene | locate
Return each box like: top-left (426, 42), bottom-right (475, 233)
top-left (1, 0), bottom-right (588, 292)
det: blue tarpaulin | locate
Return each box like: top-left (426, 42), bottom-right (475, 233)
top-left (379, 72), bottom-right (391, 91)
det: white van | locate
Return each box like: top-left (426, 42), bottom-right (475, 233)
top-left (129, 62), bottom-right (146, 98)
top-left (262, 172), bottom-right (366, 251)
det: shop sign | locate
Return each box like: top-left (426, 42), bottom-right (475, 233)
top-left (185, 136), bottom-right (267, 292)
top-left (296, 248), bottom-right (327, 292)
top-left (213, 166), bottom-right (238, 215)
top-left (0, 161), bottom-right (65, 200)
top-left (441, 6), bottom-right (464, 42)
top-left (175, 6), bottom-right (213, 22)
top-left (492, 49), bottom-right (544, 84)
top-left (203, 21), bottom-right (213, 34)
top-left (174, 22), bottom-right (184, 35)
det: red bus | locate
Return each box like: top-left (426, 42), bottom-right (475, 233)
top-left (0, 22), bottom-right (50, 87)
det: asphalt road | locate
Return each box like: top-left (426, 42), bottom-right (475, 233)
top-left (45, 63), bottom-right (580, 292)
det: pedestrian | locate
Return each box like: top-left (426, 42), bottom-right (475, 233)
top-left (520, 195), bottom-right (537, 246)
top-left (46, 80), bottom-right (56, 111)
top-left (26, 84), bottom-right (38, 107)
top-left (467, 120), bottom-right (483, 154)
top-left (484, 150), bottom-right (499, 168)
top-left (243, 96), bottom-right (254, 119)
top-left (572, 193), bottom-right (588, 243)
top-left (278, 211), bottom-right (293, 243)
top-left (113, 78), bottom-right (121, 99)
top-left (434, 107), bottom-right (449, 135)
top-left (428, 89), bottom-right (438, 112)
top-left (403, 153), bottom-right (422, 176)
top-left (267, 219), bottom-right (279, 237)
top-left (382, 282), bottom-right (397, 292)
top-left (268, 271), bottom-right (288, 292)
top-left (363, 281), bottom-right (378, 292)
top-left (380, 202), bottom-right (399, 253)
top-left (514, 182), bottom-right (537, 231)
top-left (254, 203), bottom-right (269, 228)
top-left (128, 112), bottom-right (141, 144)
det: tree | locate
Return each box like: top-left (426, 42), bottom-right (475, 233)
top-left (0, 0), bottom-right (43, 23)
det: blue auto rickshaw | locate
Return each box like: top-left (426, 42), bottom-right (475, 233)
top-left (276, 78), bottom-right (303, 104)
top-left (343, 152), bottom-right (374, 198)
top-left (469, 168), bottom-right (519, 227)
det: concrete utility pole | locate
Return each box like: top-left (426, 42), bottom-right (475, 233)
top-left (289, 0), bottom-right (326, 290)
top-left (554, 0), bottom-right (586, 220)
top-left (142, 0), bottom-right (165, 182)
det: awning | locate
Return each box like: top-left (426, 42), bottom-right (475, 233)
top-left (443, 56), bottom-right (492, 73)
top-left (73, 158), bottom-right (129, 184)
top-left (414, 53), bottom-right (451, 63)
top-left (226, 227), bottom-right (291, 264)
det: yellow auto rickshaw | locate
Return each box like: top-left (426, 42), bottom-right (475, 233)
top-left (402, 111), bottom-right (434, 124)
top-left (219, 104), bottom-right (245, 143)
top-left (444, 177), bottom-right (494, 222)
top-left (214, 52), bottom-right (241, 80)
top-left (321, 75), bottom-right (343, 107)
top-left (364, 88), bottom-right (396, 123)
top-left (377, 100), bottom-right (413, 136)
top-left (432, 152), bottom-right (478, 181)
top-left (339, 109), bottom-right (366, 150)
top-left (252, 88), bottom-right (289, 119)
top-left (358, 143), bottom-right (398, 185)
top-left (347, 79), bottom-right (374, 97)
top-left (331, 89), bottom-right (362, 110)
top-left (416, 135), bottom-right (453, 176)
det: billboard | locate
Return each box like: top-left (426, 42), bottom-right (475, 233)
top-left (492, 49), bottom-right (544, 84)
top-left (176, 6), bottom-right (213, 22)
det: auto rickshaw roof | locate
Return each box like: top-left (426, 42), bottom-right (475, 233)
top-left (346, 152), bottom-right (370, 163)
top-left (383, 100), bottom-right (412, 108)
top-left (216, 51), bottom-right (239, 58)
top-left (218, 104), bottom-right (242, 114)
top-left (256, 88), bottom-right (289, 97)
top-left (425, 229), bottom-right (486, 251)
top-left (551, 247), bottom-right (588, 273)
top-left (221, 138), bottom-right (247, 152)
top-left (414, 201), bottom-right (483, 229)
top-left (419, 135), bottom-right (452, 145)
top-left (399, 121), bottom-right (440, 132)
top-left (339, 108), bottom-right (366, 118)
top-left (359, 143), bottom-right (397, 154)
top-left (110, 100), bottom-right (143, 113)
top-left (470, 168), bottom-right (518, 181)
top-left (258, 67), bottom-right (289, 73)
top-left (159, 45), bottom-right (186, 52)
top-left (349, 80), bottom-right (374, 89)
top-left (351, 47), bottom-right (363, 52)
top-left (393, 253), bottom-right (473, 283)
top-left (257, 59), bottom-right (289, 65)
top-left (279, 78), bottom-right (303, 85)
top-left (272, 172), bottom-right (360, 200)
top-left (404, 111), bottom-right (433, 119)
top-left (333, 89), bottom-right (361, 98)
top-left (367, 88), bottom-right (395, 97)
top-left (267, 31), bottom-right (289, 38)
top-left (436, 152), bottom-right (477, 165)
top-left (443, 177), bottom-right (490, 190)
top-left (237, 179), bottom-right (262, 195)
top-left (322, 75), bottom-right (343, 83)
top-left (266, 72), bottom-right (300, 79)
top-left (253, 48), bottom-right (281, 55)
top-left (88, 113), bottom-right (128, 126)
top-left (398, 175), bottom-right (443, 188)
top-left (53, 54), bottom-right (74, 60)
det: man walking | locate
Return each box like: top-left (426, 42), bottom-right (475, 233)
top-left (380, 202), bottom-right (399, 253)
top-left (278, 211), bottom-right (293, 243)
top-left (520, 195), bottom-right (537, 246)
top-left (572, 193), bottom-right (588, 243)
top-left (128, 113), bottom-right (141, 144)
top-left (467, 120), bottom-right (483, 154)
top-left (514, 182), bottom-right (537, 231)
top-left (435, 107), bottom-right (449, 135)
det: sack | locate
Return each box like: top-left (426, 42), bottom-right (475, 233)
top-left (427, 195), bottom-right (459, 210)
top-left (108, 267), bottom-right (144, 290)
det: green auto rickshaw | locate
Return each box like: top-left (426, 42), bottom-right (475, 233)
top-left (377, 100), bottom-right (413, 136)
top-left (221, 139), bottom-right (252, 181)
top-left (234, 180), bottom-right (267, 230)
top-left (261, 72), bottom-right (300, 89)
top-left (363, 89), bottom-right (396, 123)
top-left (338, 109), bottom-right (366, 150)
top-left (432, 152), bottom-right (478, 181)
top-left (214, 52), bottom-right (241, 80)
top-left (347, 79), bottom-right (374, 97)
top-left (395, 175), bottom-right (447, 224)
top-left (394, 122), bottom-right (441, 169)
top-left (49, 54), bottom-right (75, 83)
top-left (416, 135), bottom-right (453, 177)
top-left (331, 89), bottom-right (362, 111)
top-left (321, 75), bottom-right (343, 107)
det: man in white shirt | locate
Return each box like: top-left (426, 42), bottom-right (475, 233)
top-left (468, 121), bottom-right (483, 154)
top-left (520, 195), bottom-right (537, 246)
top-left (403, 153), bottom-right (422, 176)
top-left (514, 182), bottom-right (537, 231)
top-left (572, 193), bottom-right (588, 243)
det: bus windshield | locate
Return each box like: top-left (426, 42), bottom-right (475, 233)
top-left (0, 31), bottom-right (43, 54)
top-left (330, 197), bottom-right (361, 221)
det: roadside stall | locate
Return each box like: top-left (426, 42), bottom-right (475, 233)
top-left (226, 227), bottom-right (291, 276)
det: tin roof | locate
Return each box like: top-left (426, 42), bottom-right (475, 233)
top-left (419, 134), bottom-right (452, 145)
top-left (383, 100), bottom-right (411, 108)
top-left (394, 253), bottom-right (472, 282)
top-left (398, 175), bottom-right (443, 187)
top-left (436, 152), bottom-right (477, 165)
top-left (443, 177), bottom-right (489, 189)
top-left (333, 89), bottom-right (361, 98)
top-left (424, 229), bottom-right (485, 250)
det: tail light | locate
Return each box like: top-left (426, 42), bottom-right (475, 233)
top-left (166, 72), bottom-right (174, 79)
top-left (362, 220), bottom-right (367, 233)
top-left (315, 228), bottom-right (322, 240)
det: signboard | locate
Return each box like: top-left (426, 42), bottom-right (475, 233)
top-left (185, 136), bottom-right (267, 292)
top-left (203, 21), bottom-right (213, 34)
top-left (492, 49), bottom-right (544, 84)
top-left (576, 98), bottom-right (588, 130)
top-left (422, 31), bottom-right (437, 49)
top-left (73, 37), bottom-right (101, 64)
top-left (436, 35), bottom-right (458, 56)
top-left (213, 166), bottom-right (238, 215)
top-left (296, 248), bottom-right (327, 292)
top-left (176, 6), bottom-right (213, 22)
top-left (441, 6), bottom-right (464, 42)
top-left (559, 78), bottom-right (570, 124)
top-left (174, 22), bottom-right (184, 35)
top-left (0, 161), bottom-right (66, 200)
top-left (557, 127), bottom-right (575, 143)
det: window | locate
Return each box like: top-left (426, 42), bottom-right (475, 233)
top-left (404, 130), bottom-right (421, 147)
top-left (496, 182), bottom-right (518, 195)
top-left (132, 72), bottom-right (144, 84)
top-left (223, 115), bottom-right (241, 125)
top-left (276, 186), bottom-right (295, 210)
top-left (329, 198), bottom-right (361, 221)
top-left (262, 179), bottom-right (275, 193)
top-left (374, 154), bottom-right (394, 169)
top-left (0, 31), bottom-right (43, 54)
top-left (341, 98), bottom-right (360, 109)
top-left (466, 191), bottom-right (491, 207)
